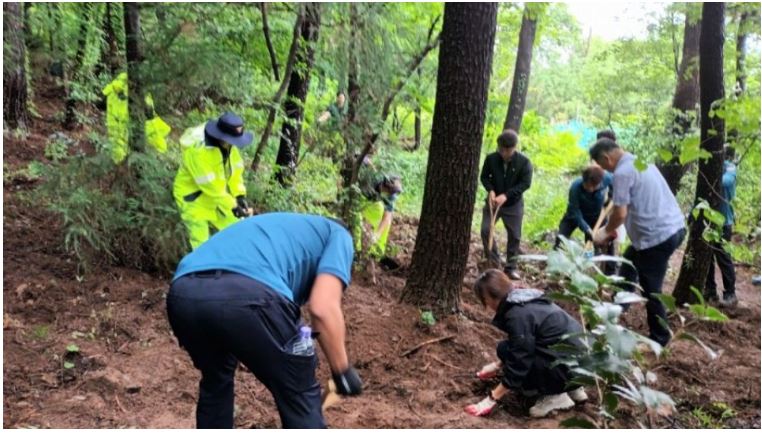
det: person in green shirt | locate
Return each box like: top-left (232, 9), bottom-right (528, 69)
top-left (317, 91), bottom-right (348, 125)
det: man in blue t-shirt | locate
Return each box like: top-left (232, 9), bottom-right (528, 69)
top-left (167, 213), bottom-right (363, 428)
top-left (705, 156), bottom-right (738, 307)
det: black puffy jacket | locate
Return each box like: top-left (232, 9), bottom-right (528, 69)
top-left (491, 288), bottom-right (584, 391)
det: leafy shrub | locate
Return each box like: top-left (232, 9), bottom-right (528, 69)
top-left (32, 146), bottom-right (188, 275)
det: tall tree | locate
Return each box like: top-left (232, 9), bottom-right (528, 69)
top-left (672, 2), bottom-right (726, 305)
top-left (503, 4), bottom-right (539, 132)
top-left (259, 2), bottom-right (280, 81)
top-left (658, 4), bottom-right (702, 194)
top-left (274, 3), bottom-right (321, 186)
top-left (64, 3), bottom-right (93, 130)
top-left (251, 6), bottom-right (305, 171)
top-left (413, 68), bottom-right (423, 151)
top-left (726, 7), bottom-right (758, 159)
top-left (123, 2), bottom-right (145, 152)
top-left (3, 2), bottom-right (30, 129)
top-left (401, 3), bottom-right (498, 311)
top-left (96, 3), bottom-right (121, 77)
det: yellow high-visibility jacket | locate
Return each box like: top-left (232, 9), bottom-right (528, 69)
top-left (144, 93), bottom-right (171, 153)
top-left (102, 72), bottom-right (129, 164)
top-left (173, 125), bottom-right (246, 222)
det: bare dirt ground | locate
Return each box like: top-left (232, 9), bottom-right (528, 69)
top-left (3, 78), bottom-right (760, 429)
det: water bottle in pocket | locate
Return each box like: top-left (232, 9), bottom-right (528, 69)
top-left (289, 325), bottom-right (315, 356)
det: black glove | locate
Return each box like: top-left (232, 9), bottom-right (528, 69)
top-left (332, 366), bottom-right (363, 396)
top-left (236, 195), bottom-right (249, 211)
top-left (232, 195), bottom-right (250, 218)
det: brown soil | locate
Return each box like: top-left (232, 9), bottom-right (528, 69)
top-left (3, 77), bottom-right (760, 429)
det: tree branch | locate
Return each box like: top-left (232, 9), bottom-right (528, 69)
top-left (353, 16), bottom-right (442, 170)
top-left (251, 5), bottom-right (305, 171)
top-left (259, 2), bottom-right (280, 81)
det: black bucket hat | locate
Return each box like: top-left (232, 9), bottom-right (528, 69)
top-left (205, 112), bottom-right (254, 148)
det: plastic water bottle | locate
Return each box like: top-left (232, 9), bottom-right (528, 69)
top-left (291, 326), bottom-right (315, 356)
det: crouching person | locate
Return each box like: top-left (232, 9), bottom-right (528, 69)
top-left (465, 269), bottom-right (587, 418)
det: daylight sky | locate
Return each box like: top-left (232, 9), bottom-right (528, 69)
top-left (566, 2), bottom-right (668, 41)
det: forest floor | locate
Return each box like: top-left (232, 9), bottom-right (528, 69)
top-left (3, 78), bottom-right (761, 429)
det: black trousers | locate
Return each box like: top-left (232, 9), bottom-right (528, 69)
top-left (166, 271), bottom-right (324, 429)
top-left (481, 201), bottom-right (524, 271)
top-left (619, 228), bottom-right (686, 347)
top-left (705, 225), bottom-right (736, 297)
top-left (496, 341), bottom-right (577, 396)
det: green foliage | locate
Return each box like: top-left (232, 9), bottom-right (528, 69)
top-left (419, 310), bottom-right (436, 327)
top-left (31, 143), bottom-right (188, 275)
top-left (66, 344), bottom-right (80, 353)
top-left (519, 238), bottom-right (728, 427)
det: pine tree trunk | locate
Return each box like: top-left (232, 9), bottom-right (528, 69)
top-left (123, 2), bottom-right (144, 153)
top-left (275, 3), bottom-right (321, 186)
top-left (503, 6), bottom-right (537, 132)
top-left (64, 3), bottom-right (93, 130)
top-left (401, 3), bottom-right (498, 312)
top-left (97, 3), bottom-right (121, 77)
top-left (658, 9), bottom-right (701, 195)
top-left (672, 2), bottom-right (726, 305)
top-left (3, 2), bottom-right (30, 129)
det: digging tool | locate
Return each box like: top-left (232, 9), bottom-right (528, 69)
top-left (486, 198), bottom-right (504, 268)
top-left (584, 195), bottom-right (614, 253)
top-left (322, 379), bottom-right (341, 411)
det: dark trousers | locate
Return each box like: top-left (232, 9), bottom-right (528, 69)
top-left (166, 271), bottom-right (324, 429)
top-left (705, 225), bottom-right (736, 297)
top-left (554, 216), bottom-right (616, 275)
top-left (619, 228), bottom-right (686, 347)
top-left (496, 340), bottom-right (576, 396)
top-left (481, 201), bottom-right (524, 271)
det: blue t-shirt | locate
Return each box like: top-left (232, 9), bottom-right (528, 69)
top-left (564, 172), bottom-right (613, 232)
top-left (173, 213), bottom-right (354, 305)
top-left (720, 161), bottom-right (737, 226)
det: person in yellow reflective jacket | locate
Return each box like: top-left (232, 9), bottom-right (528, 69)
top-left (173, 112), bottom-right (254, 250)
top-left (144, 93), bottom-right (171, 153)
top-left (103, 73), bottom-right (172, 161)
top-left (102, 72), bottom-right (129, 164)
top-left (355, 161), bottom-right (403, 269)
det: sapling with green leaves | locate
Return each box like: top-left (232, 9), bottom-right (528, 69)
top-left (519, 237), bottom-right (728, 428)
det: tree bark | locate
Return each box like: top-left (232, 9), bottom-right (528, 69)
top-left (503, 5), bottom-right (537, 132)
top-left (672, 2), bottom-right (726, 305)
top-left (97, 3), bottom-right (121, 77)
top-left (64, 3), bottom-right (93, 130)
top-left (123, 2), bottom-right (145, 152)
top-left (274, 3), bottom-right (321, 186)
top-left (413, 69), bottom-right (422, 151)
top-left (401, 3), bottom-right (498, 312)
top-left (251, 6), bottom-right (305, 172)
top-left (658, 7), bottom-right (701, 195)
top-left (259, 2), bottom-right (280, 81)
top-left (4, 2), bottom-right (30, 129)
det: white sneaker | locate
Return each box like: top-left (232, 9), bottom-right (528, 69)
top-left (568, 388), bottom-right (588, 403)
top-left (529, 392), bottom-right (575, 418)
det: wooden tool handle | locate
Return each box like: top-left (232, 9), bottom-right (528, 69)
top-left (321, 379), bottom-right (341, 411)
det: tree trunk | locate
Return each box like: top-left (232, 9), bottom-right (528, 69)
top-left (64, 3), bottom-right (93, 130)
top-left (251, 6), bottom-right (305, 172)
top-left (123, 2), bottom-right (144, 153)
top-left (414, 69), bottom-right (422, 151)
top-left (672, 2), bottom-right (726, 305)
top-left (401, 3), bottom-right (498, 312)
top-left (503, 5), bottom-right (537, 132)
top-left (97, 3), bottom-right (121, 77)
top-left (274, 3), bottom-right (321, 186)
top-left (259, 2), bottom-right (280, 81)
top-left (658, 8), bottom-right (701, 195)
top-left (4, 2), bottom-right (30, 129)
